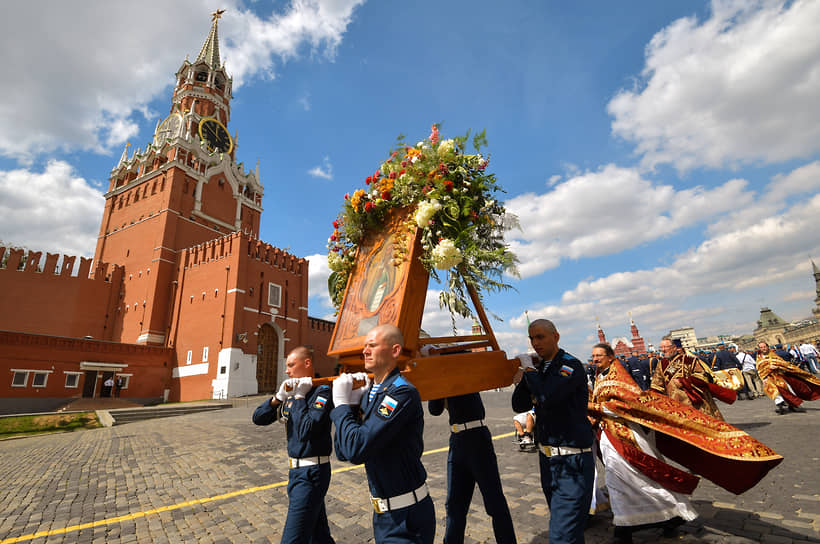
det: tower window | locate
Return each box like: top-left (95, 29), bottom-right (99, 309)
top-left (268, 282), bottom-right (282, 308)
top-left (196, 71), bottom-right (207, 82)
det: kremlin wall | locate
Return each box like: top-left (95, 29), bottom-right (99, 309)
top-left (0, 16), bottom-right (335, 414)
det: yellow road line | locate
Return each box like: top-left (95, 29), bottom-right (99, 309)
top-left (0, 429), bottom-right (517, 543)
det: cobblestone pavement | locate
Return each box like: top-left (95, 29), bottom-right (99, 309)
top-left (1, 391), bottom-right (818, 543)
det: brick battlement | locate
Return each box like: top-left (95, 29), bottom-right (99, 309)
top-left (0, 246), bottom-right (122, 282)
top-left (179, 232), bottom-right (305, 274)
top-left (309, 316), bottom-right (335, 333)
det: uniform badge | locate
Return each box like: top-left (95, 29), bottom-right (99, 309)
top-left (559, 364), bottom-right (574, 377)
top-left (313, 396), bottom-right (327, 410)
top-left (378, 395), bottom-right (398, 418)
top-left (280, 398), bottom-right (293, 422)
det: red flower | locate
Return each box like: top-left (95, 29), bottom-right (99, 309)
top-left (330, 234), bottom-right (338, 241)
top-left (374, 170), bottom-right (381, 178)
top-left (443, 180), bottom-right (454, 192)
top-left (366, 176), bottom-right (372, 185)
top-left (401, 160), bottom-right (407, 167)
top-left (344, 193), bottom-right (350, 200)
top-left (422, 185), bottom-right (431, 194)
top-left (400, 169), bottom-right (406, 176)
top-left (332, 220), bottom-right (339, 229)
top-left (389, 172), bottom-right (397, 179)
top-left (381, 191), bottom-right (392, 200)
top-left (332, 246), bottom-right (340, 252)
top-left (364, 201), bottom-right (375, 212)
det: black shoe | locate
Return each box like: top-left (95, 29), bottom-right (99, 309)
top-left (788, 405), bottom-right (806, 412)
top-left (613, 526), bottom-right (633, 544)
top-left (776, 404), bottom-right (788, 414)
top-left (661, 516), bottom-right (685, 537)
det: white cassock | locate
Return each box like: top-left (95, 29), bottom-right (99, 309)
top-left (599, 410), bottom-right (698, 527)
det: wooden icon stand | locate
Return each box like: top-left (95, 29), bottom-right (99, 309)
top-left (327, 208), bottom-right (518, 400)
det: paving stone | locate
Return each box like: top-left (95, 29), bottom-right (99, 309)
top-left (1, 392), bottom-right (819, 543)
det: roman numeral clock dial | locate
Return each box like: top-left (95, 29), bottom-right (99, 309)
top-left (198, 117), bottom-right (233, 153)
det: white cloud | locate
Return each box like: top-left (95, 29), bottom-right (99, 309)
top-left (0, 161), bottom-right (103, 257)
top-left (306, 252), bottom-right (333, 303)
top-left (0, 0), bottom-right (365, 161)
top-left (308, 156), bottom-right (333, 180)
top-left (513, 192), bottom-right (820, 357)
top-left (608, 0), bottom-right (820, 171)
top-left (506, 164), bottom-right (753, 278)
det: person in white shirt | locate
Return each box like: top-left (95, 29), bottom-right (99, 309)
top-left (799, 343), bottom-right (820, 375)
top-left (736, 348), bottom-right (764, 399)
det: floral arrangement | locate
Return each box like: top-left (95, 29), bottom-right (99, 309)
top-left (327, 124), bottom-right (518, 321)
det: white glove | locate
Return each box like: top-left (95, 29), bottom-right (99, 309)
top-left (275, 380), bottom-right (291, 403)
top-left (349, 372), bottom-right (371, 405)
top-left (292, 376), bottom-right (314, 399)
top-left (333, 373), bottom-right (353, 407)
top-left (516, 353), bottom-right (536, 370)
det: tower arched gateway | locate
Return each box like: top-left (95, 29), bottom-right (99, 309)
top-left (257, 322), bottom-right (282, 393)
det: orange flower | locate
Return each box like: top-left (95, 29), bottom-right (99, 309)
top-left (350, 189), bottom-right (366, 211)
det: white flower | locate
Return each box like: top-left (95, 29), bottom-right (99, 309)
top-left (431, 238), bottom-right (463, 270)
top-left (328, 252), bottom-right (345, 272)
top-left (414, 199), bottom-right (442, 227)
top-left (478, 157), bottom-right (487, 168)
top-left (437, 139), bottom-right (455, 155)
top-left (416, 141), bottom-right (424, 147)
top-left (411, 156), bottom-right (419, 164)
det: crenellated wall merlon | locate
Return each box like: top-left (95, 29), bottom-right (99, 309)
top-left (244, 237), bottom-right (306, 274)
top-left (0, 246), bottom-right (122, 282)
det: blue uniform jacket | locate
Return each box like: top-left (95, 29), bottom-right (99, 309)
top-left (252, 385), bottom-right (334, 459)
top-left (331, 368), bottom-right (427, 499)
top-left (511, 349), bottom-right (593, 449)
top-left (711, 350), bottom-right (741, 371)
top-left (427, 392), bottom-right (485, 424)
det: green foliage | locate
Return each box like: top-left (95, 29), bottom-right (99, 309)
top-left (0, 412), bottom-right (101, 438)
top-left (326, 124), bottom-right (519, 323)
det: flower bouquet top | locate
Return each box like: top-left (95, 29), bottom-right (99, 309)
top-left (327, 124), bottom-right (518, 321)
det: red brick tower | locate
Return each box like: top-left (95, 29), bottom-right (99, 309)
top-left (629, 314), bottom-right (647, 354)
top-left (94, 11), bottom-right (263, 348)
top-left (597, 320), bottom-right (606, 343)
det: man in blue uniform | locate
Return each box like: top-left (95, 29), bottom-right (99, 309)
top-left (624, 350), bottom-right (651, 390)
top-left (428, 393), bottom-right (517, 544)
top-left (331, 324), bottom-right (435, 543)
top-left (252, 346), bottom-right (335, 544)
top-left (512, 319), bottom-right (594, 544)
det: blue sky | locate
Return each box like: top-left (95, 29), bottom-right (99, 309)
top-left (2, 0), bottom-right (820, 359)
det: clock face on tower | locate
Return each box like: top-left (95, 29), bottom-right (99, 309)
top-left (154, 113), bottom-right (182, 146)
top-left (198, 117), bottom-right (233, 153)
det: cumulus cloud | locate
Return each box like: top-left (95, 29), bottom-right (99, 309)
top-left (608, 0), bottom-right (820, 171)
top-left (506, 164), bottom-right (753, 278)
top-left (306, 253), bottom-right (334, 306)
top-left (308, 156), bottom-right (334, 180)
top-left (0, 161), bottom-right (103, 257)
top-left (0, 0), bottom-right (365, 161)
top-left (510, 191), bottom-right (820, 356)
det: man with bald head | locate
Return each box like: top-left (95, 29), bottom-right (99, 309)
top-left (512, 319), bottom-right (594, 544)
top-left (331, 324), bottom-right (435, 543)
top-left (252, 346), bottom-right (335, 543)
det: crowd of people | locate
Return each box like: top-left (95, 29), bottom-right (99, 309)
top-left (251, 320), bottom-right (819, 544)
